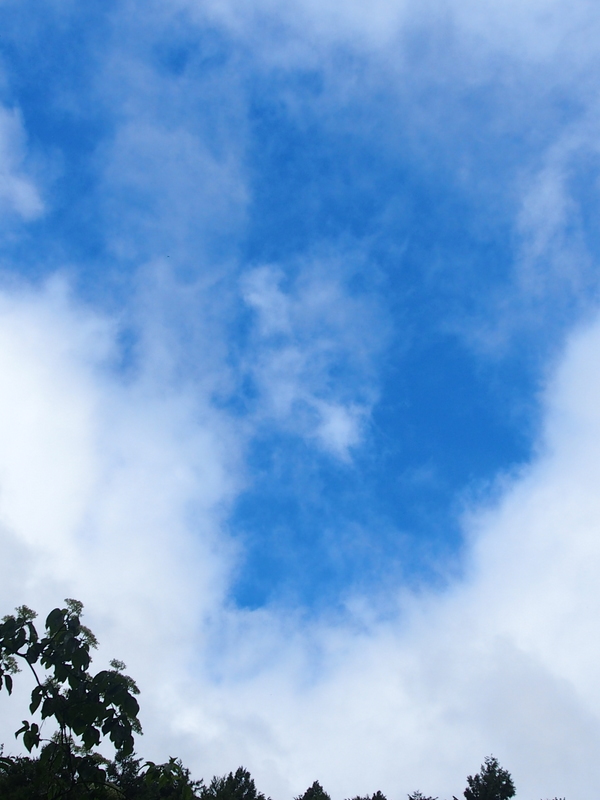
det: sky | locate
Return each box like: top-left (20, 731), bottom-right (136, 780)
top-left (2, 0), bottom-right (600, 797)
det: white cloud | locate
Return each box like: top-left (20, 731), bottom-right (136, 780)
top-left (77, 17), bottom-right (250, 269)
top-left (241, 263), bottom-right (383, 458)
top-left (0, 276), bottom-right (243, 759)
top-left (514, 116), bottom-right (600, 302)
top-left (168, 315), bottom-right (600, 800)
top-left (5, 1), bottom-right (600, 797)
top-left (192, 0), bottom-right (411, 53)
top-left (179, 0), bottom-right (600, 72)
top-left (3, 278), bottom-right (600, 797)
top-left (0, 105), bottom-right (43, 220)
top-left (165, 0), bottom-right (600, 345)
top-left (96, 117), bottom-right (246, 266)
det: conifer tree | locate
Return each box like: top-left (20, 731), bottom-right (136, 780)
top-left (463, 756), bottom-right (515, 800)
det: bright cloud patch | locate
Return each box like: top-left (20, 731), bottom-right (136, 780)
top-left (0, 279), bottom-right (242, 755)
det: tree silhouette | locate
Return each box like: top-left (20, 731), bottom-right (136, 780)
top-left (347, 791), bottom-right (388, 800)
top-left (200, 767), bottom-right (269, 800)
top-left (296, 781), bottom-right (331, 800)
top-left (463, 756), bottom-right (515, 800)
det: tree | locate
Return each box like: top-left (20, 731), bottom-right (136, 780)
top-left (463, 756), bottom-right (515, 800)
top-left (295, 782), bottom-right (331, 800)
top-left (0, 748), bottom-right (50, 799)
top-left (0, 599), bottom-right (142, 797)
top-left (347, 791), bottom-right (388, 800)
top-left (199, 767), bottom-right (269, 800)
top-left (408, 792), bottom-right (437, 800)
top-left (140, 756), bottom-right (204, 799)
top-left (0, 599), bottom-right (207, 800)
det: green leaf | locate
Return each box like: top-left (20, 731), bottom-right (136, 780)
top-left (102, 715), bottom-right (116, 735)
top-left (0, 755), bottom-right (13, 774)
top-left (4, 673), bottom-right (13, 694)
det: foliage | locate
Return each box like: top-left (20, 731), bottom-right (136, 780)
top-left (0, 599), bottom-right (141, 797)
top-left (0, 749), bottom-right (204, 800)
top-left (463, 756), bottom-right (515, 800)
top-left (200, 766), bottom-right (269, 800)
top-left (347, 791), bottom-right (388, 800)
top-left (295, 781), bottom-right (331, 800)
top-left (0, 750), bottom-right (48, 799)
top-left (0, 601), bottom-right (567, 800)
top-left (143, 757), bottom-right (204, 799)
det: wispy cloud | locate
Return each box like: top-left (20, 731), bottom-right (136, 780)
top-left (0, 105), bottom-right (43, 220)
top-left (241, 262), bottom-right (385, 458)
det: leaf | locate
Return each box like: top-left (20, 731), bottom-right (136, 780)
top-left (26, 621), bottom-right (38, 644)
top-left (41, 696), bottom-right (56, 719)
top-left (26, 642), bottom-right (43, 664)
top-left (0, 755), bottom-right (14, 775)
top-left (102, 715), bottom-right (116, 735)
top-left (14, 627), bottom-right (26, 650)
top-left (23, 723), bottom-right (40, 752)
top-left (45, 608), bottom-right (64, 635)
top-left (81, 725), bottom-right (101, 750)
top-left (29, 684), bottom-right (43, 713)
top-left (122, 692), bottom-right (140, 718)
top-left (4, 673), bottom-right (12, 694)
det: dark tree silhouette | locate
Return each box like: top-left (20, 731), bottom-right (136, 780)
top-left (0, 600), bottom-right (203, 799)
top-left (0, 599), bottom-right (142, 795)
top-left (200, 767), bottom-right (269, 800)
top-left (296, 781), bottom-right (331, 800)
top-left (347, 791), bottom-right (388, 800)
top-left (463, 756), bottom-right (515, 800)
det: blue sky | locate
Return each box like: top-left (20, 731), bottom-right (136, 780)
top-left (2, 0), bottom-right (600, 797)
top-left (2, 0), bottom-right (537, 603)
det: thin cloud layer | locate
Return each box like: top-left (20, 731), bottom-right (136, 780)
top-left (241, 263), bottom-right (384, 458)
top-left (0, 105), bottom-right (43, 220)
top-left (189, 0), bottom-right (600, 338)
